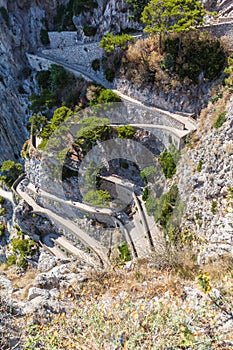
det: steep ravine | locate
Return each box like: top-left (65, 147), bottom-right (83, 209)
top-left (0, 0), bottom-right (57, 162)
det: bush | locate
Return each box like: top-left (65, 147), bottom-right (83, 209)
top-left (118, 242), bottom-right (131, 262)
top-left (84, 189), bottom-right (111, 207)
top-left (197, 160), bottom-right (203, 172)
top-left (0, 160), bottom-right (23, 187)
top-left (164, 33), bottom-right (226, 83)
top-left (7, 254), bottom-right (16, 266)
top-left (211, 201), bottom-right (217, 214)
top-left (104, 67), bottom-right (115, 82)
top-left (97, 89), bottom-right (121, 104)
top-left (159, 150), bottom-right (177, 178)
top-left (40, 29), bottom-right (50, 45)
top-left (118, 125), bottom-right (135, 139)
top-left (91, 59), bottom-right (101, 71)
top-left (0, 196), bottom-right (4, 205)
top-left (0, 7), bottom-right (9, 25)
top-left (83, 25), bottom-right (97, 37)
top-left (213, 111), bottom-right (227, 129)
top-left (0, 208), bottom-right (6, 216)
top-left (0, 223), bottom-right (5, 237)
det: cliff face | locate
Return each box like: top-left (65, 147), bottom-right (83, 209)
top-left (0, 0), bottom-right (69, 163)
top-left (73, 0), bottom-right (139, 42)
top-left (0, 0), bottom-right (137, 163)
top-left (177, 95), bottom-right (233, 263)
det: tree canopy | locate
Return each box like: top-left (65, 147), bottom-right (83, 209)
top-left (0, 160), bottom-right (23, 187)
top-left (100, 33), bottom-right (135, 53)
top-left (141, 0), bottom-right (205, 50)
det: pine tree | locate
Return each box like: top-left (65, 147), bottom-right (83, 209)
top-left (141, 0), bottom-right (205, 53)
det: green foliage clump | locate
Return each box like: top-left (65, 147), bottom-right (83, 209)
top-left (0, 7), bottom-right (9, 25)
top-left (213, 111), bottom-right (227, 129)
top-left (75, 116), bottom-right (110, 150)
top-left (141, 0), bottom-right (205, 37)
top-left (29, 65), bottom-right (75, 113)
top-left (29, 114), bottom-right (47, 136)
top-left (141, 165), bottom-right (157, 184)
top-left (211, 201), bottom-right (217, 214)
top-left (91, 59), bottom-right (101, 71)
top-left (154, 184), bottom-right (179, 230)
top-left (100, 33), bottom-right (135, 53)
top-left (0, 223), bottom-right (5, 237)
top-left (86, 86), bottom-right (121, 105)
top-left (126, 0), bottom-right (149, 21)
top-left (197, 272), bottom-right (211, 293)
top-left (159, 146), bottom-right (179, 178)
top-left (164, 33), bottom-right (226, 83)
top-left (0, 196), bottom-right (4, 205)
top-left (7, 254), bottom-right (16, 266)
top-left (0, 160), bottom-right (23, 187)
top-left (84, 161), bottom-right (102, 189)
top-left (197, 160), bottom-right (203, 172)
top-left (117, 242), bottom-right (131, 262)
top-left (117, 125), bottom-right (135, 139)
top-left (11, 230), bottom-right (37, 269)
top-left (83, 25), bottom-right (97, 37)
top-left (224, 53), bottom-right (233, 90)
top-left (50, 64), bottom-right (74, 90)
top-left (96, 89), bottom-right (121, 104)
top-left (40, 29), bottom-right (50, 45)
top-left (84, 189), bottom-right (110, 207)
top-left (0, 208), bottom-right (6, 216)
top-left (39, 106), bottom-right (73, 150)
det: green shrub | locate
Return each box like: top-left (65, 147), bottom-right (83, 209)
top-left (118, 125), bottom-right (135, 139)
top-left (104, 67), bottom-right (115, 82)
top-left (0, 196), bottom-right (4, 205)
top-left (197, 160), bottom-right (203, 172)
top-left (40, 29), bottom-right (50, 45)
top-left (0, 223), bottom-right (5, 236)
top-left (118, 242), bottom-right (131, 262)
top-left (91, 59), bottom-right (101, 71)
top-left (159, 150), bottom-right (177, 178)
top-left (83, 25), bottom-right (97, 37)
top-left (213, 111), bottom-right (227, 129)
top-left (84, 189), bottom-right (111, 207)
top-left (154, 184), bottom-right (179, 230)
top-left (0, 208), bottom-right (6, 216)
top-left (0, 7), bottom-right (9, 25)
top-left (7, 254), bottom-right (16, 266)
top-left (164, 33), bottom-right (226, 83)
top-left (141, 165), bottom-right (157, 184)
top-left (211, 201), bottom-right (217, 214)
top-left (0, 160), bottom-right (23, 187)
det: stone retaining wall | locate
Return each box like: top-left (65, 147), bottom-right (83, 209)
top-left (48, 31), bottom-right (81, 48)
top-left (42, 42), bottom-right (103, 67)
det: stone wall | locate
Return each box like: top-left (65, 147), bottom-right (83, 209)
top-left (201, 22), bottom-right (233, 50)
top-left (41, 41), bottom-right (104, 67)
top-left (48, 32), bottom-right (80, 48)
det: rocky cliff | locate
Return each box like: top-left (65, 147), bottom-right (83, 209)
top-left (0, 0), bottom-right (69, 163)
top-left (177, 94), bottom-right (233, 263)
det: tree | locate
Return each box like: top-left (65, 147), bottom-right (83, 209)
top-left (141, 0), bottom-right (205, 53)
top-left (100, 33), bottom-right (135, 53)
top-left (29, 114), bottom-right (47, 136)
top-left (75, 116), bottom-right (110, 148)
top-left (126, 0), bottom-right (150, 21)
top-left (0, 160), bottom-right (23, 187)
